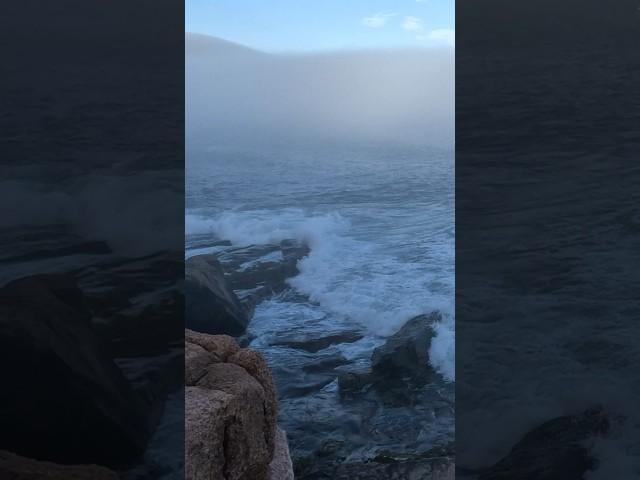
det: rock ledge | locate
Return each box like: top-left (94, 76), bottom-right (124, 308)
top-left (185, 329), bottom-right (293, 480)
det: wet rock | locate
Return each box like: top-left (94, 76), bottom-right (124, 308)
top-left (185, 330), bottom-right (293, 480)
top-left (227, 258), bottom-right (297, 292)
top-left (337, 368), bottom-right (376, 395)
top-left (302, 354), bottom-right (351, 373)
top-left (274, 331), bottom-right (364, 353)
top-left (337, 313), bottom-right (440, 398)
top-left (221, 241), bottom-right (308, 274)
top-left (218, 244), bottom-right (283, 269)
top-left (0, 450), bottom-right (118, 480)
top-left (275, 354), bottom-right (350, 399)
top-left (0, 274), bottom-right (149, 465)
top-left (226, 240), bottom-right (310, 316)
top-left (280, 377), bottom-right (337, 398)
top-left (477, 406), bottom-right (609, 480)
top-left (235, 285), bottom-right (274, 318)
top-left (371, 312), bottom-right (440, 377)
top-left (294, 436), bottom-right (455, 480)
top-left (280, 239), bottom-right (311, 258)
top-left (185, 254), bottom-right (248, 335)
top-left (316, 439), bottom-right (345, 458)
top-left (373, 443), bottom-right (455, 464)
top-left (298, 455), bottom-right (454, 480)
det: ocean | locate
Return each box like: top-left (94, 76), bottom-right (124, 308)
top-left (186, 139), bottom-right (455, 464)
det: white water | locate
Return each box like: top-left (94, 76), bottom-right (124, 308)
top-left (186, 142), bottom-right (454, 381)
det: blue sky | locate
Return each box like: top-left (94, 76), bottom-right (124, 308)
top-left (186, 0), bottom-right (454, 52)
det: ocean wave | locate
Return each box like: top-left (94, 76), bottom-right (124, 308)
top-left (186, 209), bottom-right (349, 246)
top-left (186, 208), bottom-right (454, 381)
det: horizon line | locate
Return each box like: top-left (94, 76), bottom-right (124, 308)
top-left (186, 31), bottom-right (454, 56)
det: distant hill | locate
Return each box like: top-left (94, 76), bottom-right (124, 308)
top-left (185, 33), bottom-right (266, 59)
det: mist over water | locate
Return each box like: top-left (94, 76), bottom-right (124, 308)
top-left (186, 33), bottom-right (454, 149)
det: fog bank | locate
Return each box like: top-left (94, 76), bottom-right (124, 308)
top-left (186, 33), bottom-right (454, 149)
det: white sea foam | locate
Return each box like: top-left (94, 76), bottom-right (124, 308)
top-left (186, 209), bottom-right (349, 247)
top-left (429, 312), bottom-right (455, 381)
top-left (186, 208), bottom-right (455, 381)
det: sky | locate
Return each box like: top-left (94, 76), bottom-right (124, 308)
top-left (185, 0), bottom-right (455, 52)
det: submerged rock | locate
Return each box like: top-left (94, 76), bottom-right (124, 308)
top-left (275, 353), bottom-right (352, 399)
top-left (477, 407), bottom-right (609, 480)
top-left (297, 455), bottom-right (454, 480)
top-left (0, 450), bottom-right (119, 480)
top-left (302, 354), bottom-right (350, 373)
top-left (185, 254), bottom-right (248, 335)
top-left (274, 331), bottom-right (364, 353)
top-left (185, 330), bottom-right (293, 480)
top-left (337, 368), bottom-right (376, 395)
top-left (0, 274), bottom-right (149, 466)
top-left (279, 376), bottom-right (337, 398)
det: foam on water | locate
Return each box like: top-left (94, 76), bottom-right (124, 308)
top-left (430, 312), bottom-right (455, 381)
top-left (186, 209), bottom-right (349, 247)
top-left (186, 208), bottom-right (455, 381)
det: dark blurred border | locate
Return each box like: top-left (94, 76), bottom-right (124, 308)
top-left (457, 0), bottom-right (640, 478)
top-left (0, 1), bottom-right (184, 478)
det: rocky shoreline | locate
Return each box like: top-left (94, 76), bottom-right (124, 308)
top-left (185, 239), bottom-right (456, 478)
top-left (0, 234), bottom-right (607, 479)
top-left (186, 239), bottom-right (615, 480)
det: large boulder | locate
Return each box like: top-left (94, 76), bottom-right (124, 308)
top-left (185, 255), bottom-right (248, 335)
top-left (338, 312), bottom-right (440, 396)
top-left (0, 274), bottom-right (149, 466)
top-left (185, 329), bottom-right (293, 480)
top-left (371, 312), bottom-right (440, 377)
top-left (274, 331), bottom-right (363, 353)
top-left (0, 450), bottom-right (118, 480)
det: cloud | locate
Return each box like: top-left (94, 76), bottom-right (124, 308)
top-left (420, 28), bottom-right (455, 46)
top-left (362, 12), bottom-right (396, 28)
top-left (402, 16), bottom-right (423, 31)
